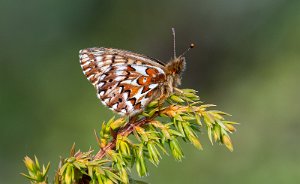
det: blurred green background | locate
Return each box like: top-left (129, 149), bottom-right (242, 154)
top-left (1, 0), bottom-right (299, 183)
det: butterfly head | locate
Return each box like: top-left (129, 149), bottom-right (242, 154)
top-left (166, 57), bottom-right (186, 75)
top-left (165, 43), bottom-right (194, 85)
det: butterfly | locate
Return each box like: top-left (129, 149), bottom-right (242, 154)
top-left (79, 29), bottom-right (194, 117)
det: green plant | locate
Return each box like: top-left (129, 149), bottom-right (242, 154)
top-left (22, 88), bottom-right (238, 184)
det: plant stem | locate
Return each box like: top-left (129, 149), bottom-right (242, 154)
top-left (94, 112), bottom-right (159, 160)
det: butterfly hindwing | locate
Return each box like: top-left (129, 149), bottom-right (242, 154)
top-left (79, 47), bottom-right (167, 116)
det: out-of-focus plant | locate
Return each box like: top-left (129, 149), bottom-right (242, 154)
top-left (22, 88), bottom-right (238, 184)
top-left (21, 156), bottom-right (50, 184)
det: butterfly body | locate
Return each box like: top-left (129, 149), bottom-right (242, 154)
top-left (79, 47), bottom-right (186, 117)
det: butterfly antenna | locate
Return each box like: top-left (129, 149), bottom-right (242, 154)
top-left (179, 43), bottom-right (195, 58)
top-left (172, 28), bottom-right (176, 59)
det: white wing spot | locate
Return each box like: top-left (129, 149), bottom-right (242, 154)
top-left (114, 76), bottom-right (126, 81)
top-left (81, 61), bottom-right (90, 68)
top-left (126, 101), bottom-right (133, 111)
top-left (99, 91), bottom-right (105, 96)
top-left (149, 83), bottom-right (158, 89)
top-left (81, 57), bottom-right (90, 63)
top-left (105, 55), bottom-right (113, 59)
top-left (131, 65), bottom-right (148, 75)
top-left (112, 103), bottom-right (118, 110)
top-left (99, 74), bottom-right (106, 81)
top-left (113, 65), bottom-right (128, 70)
top-left (95, 56), bottom-right (103, 61)
top-left (101, 99), bottom-right (107, 106)
top-left (122, 92), bottom-right (128, 100)
top-left (112, 62), bottom-right (124, 66)
top-left (103, 60), bottom-right (112, 65)
top-left (104, 98), bottom-right (110, 104)
top-left (140, 97), bottom-right (149, 107)
top-left (115, 71), bottom-right (128, 76)
top-left (127, 59), bottom-right (135, 64)
top-left (114, 59), bottom-right (126, 62)
top-left (121, 79), bottom-right (137, 85)
top-left (104, 83), bottom-right (118, 96)
top-left (87, 75), bottom-right (94, 81)
top-left (98, 82), bottom-right (105, 88)
top-left (99, 65), bottom-right (110, 73)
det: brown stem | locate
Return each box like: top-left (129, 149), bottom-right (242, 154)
top-left (94, 112), bottom-right (159, 160)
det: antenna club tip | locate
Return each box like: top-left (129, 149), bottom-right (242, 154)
top-left (190, 43), bottom-right (195, 48)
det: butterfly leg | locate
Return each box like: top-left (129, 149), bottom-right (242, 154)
top-left (157, 98), bottom-right (163, 113)
top-left (156, 90), bottom-right (169, 113)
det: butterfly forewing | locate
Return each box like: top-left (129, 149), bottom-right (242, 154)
top-left (79, 47), bottom-right (167, 116)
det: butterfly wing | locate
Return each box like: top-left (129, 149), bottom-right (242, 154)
top-left (79, 47), bottom-right (166, 116)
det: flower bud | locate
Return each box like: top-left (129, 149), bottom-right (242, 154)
top-left (222, 135), bottom-right (233, 152)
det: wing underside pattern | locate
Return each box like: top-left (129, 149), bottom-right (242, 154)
top-left (79, 47), bottom-right (166, 116)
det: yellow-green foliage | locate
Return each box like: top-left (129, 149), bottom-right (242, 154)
top-left (22, 88), bottom-right (238, 184)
